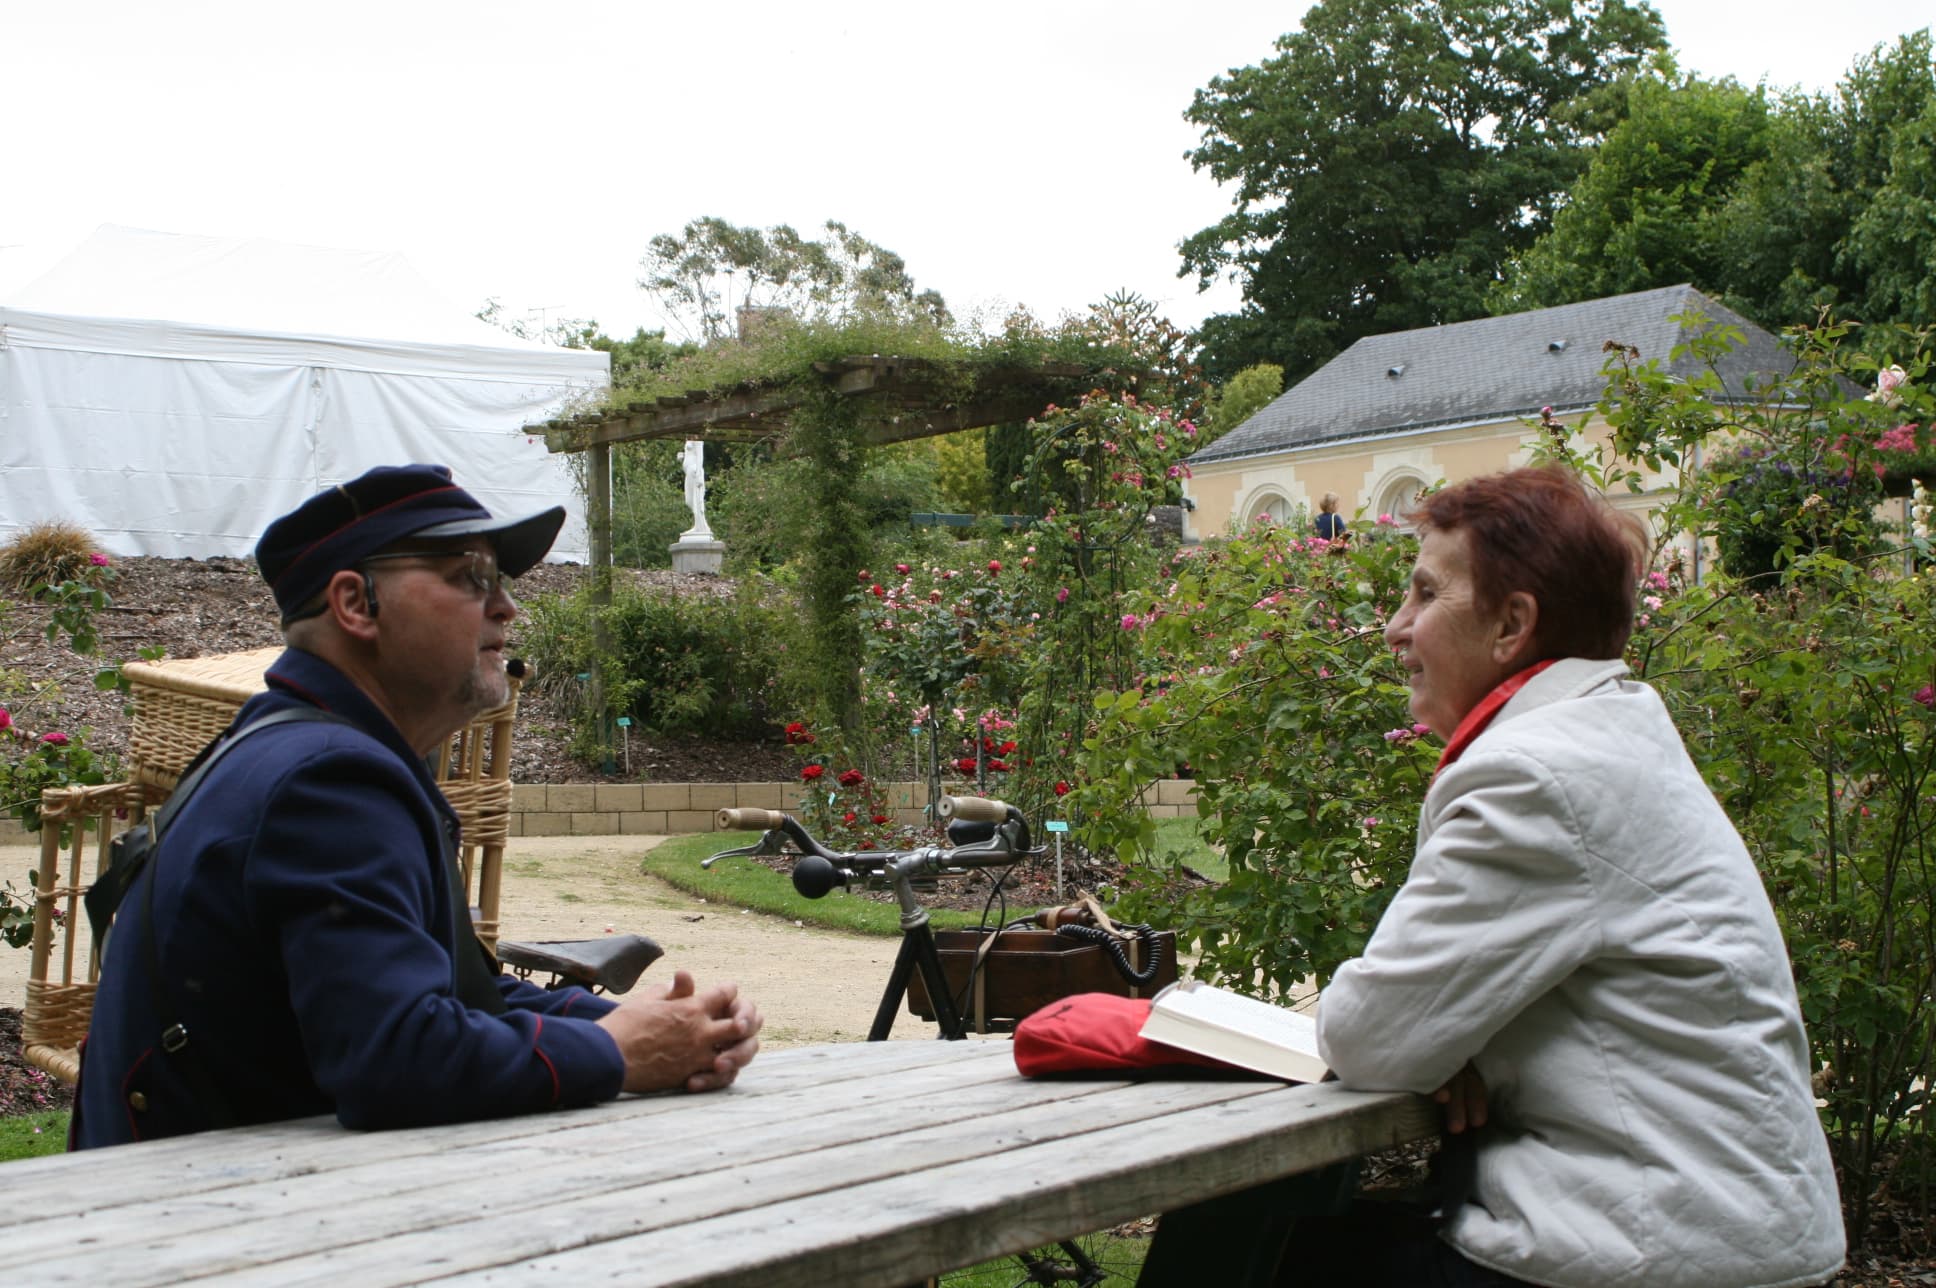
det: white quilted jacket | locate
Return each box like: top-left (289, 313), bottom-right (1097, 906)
top-left (1319, 658), bottom-right (1844, 1288)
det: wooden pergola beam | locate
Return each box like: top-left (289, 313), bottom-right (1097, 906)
top-left (540, 355), bottom-right (1100, 454)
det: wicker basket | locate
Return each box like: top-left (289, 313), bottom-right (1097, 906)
top-left (121, 648), bottom-right (521, 947)
top-left (22, 781), bottom-right (163, 1083)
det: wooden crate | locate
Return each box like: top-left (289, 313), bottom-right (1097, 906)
top-left (120, 648), bottom-right (521, 947)
top-left (905, 928), bottom-right (1179, 1033)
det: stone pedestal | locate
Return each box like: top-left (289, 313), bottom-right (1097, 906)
top-left (669, 537), bottom-right (725, 575)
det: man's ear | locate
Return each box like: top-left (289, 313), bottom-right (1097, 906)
top-left (324, 569), bottom-right (380, 641)
top-left (1493, 590), bottom-right (1539, 667)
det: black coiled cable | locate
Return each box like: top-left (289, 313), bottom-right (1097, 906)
top-left (1053, 922), bottom-right (1165, 986)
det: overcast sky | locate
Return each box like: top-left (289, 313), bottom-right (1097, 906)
top-left (2, 1), bottom-right (1926, 343)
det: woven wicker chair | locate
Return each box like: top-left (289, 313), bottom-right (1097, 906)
top-left (21, 780), bottom-right (161, 1083)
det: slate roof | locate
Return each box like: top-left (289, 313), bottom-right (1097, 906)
top-left (1190, 285), bottom-right (1796, 466)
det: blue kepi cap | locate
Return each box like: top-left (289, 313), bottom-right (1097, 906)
top-left (256, 464), bottom-right (564, 621)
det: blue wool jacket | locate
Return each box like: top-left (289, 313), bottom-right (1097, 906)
top-left (73, 648), bottom-right (624, 1148)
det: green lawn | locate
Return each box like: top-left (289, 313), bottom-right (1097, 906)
top-left (0, 1110), bottom-right (68, 1162)
top-left (1152, 815), bottom-right (1225, 882)
top-left (642, 832), bottom-right (989, 935)
top-left (646, 818), bottom-right (1225, 940)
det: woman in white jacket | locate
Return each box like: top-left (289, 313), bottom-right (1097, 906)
top-left (1298, 465), bottom-right (1844, 1287)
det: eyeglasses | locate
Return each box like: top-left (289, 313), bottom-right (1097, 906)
top-left (360, 548), bottom-right (508, 600)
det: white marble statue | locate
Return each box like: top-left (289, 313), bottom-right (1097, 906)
top-left (679, 439), bottom-right (713, 540)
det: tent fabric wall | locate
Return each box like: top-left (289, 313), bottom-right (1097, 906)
top-left (0, 226), bottom-right (602, 563)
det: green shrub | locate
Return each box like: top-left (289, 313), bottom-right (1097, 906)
top-left (1074, 519), bottom-right (1429, 994)
top-left (517, 578), bottom-right (797, 757)
top-left (0, 522), bottom-right (108, 598)
top-left (1708, 444), bottom-right (1885, 581)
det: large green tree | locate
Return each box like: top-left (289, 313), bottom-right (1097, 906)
top-left (1495, 30), bottom-right (1936, 328)
top-left (1179, 0), bottom-right (1667, 384)
top-left (1489, 74), bottom-right (1777, 313)
top-left (637, 216), bottom-right (949, 344)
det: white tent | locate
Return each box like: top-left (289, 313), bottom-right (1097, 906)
top-left (0, 225), bottom-right (602, 561)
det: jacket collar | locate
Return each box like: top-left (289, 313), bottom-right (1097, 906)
top-left (1435, 657), bottom-right (1630, 774)
top-left (260, 646), bottom-right (441, 789)
top-left (1493, 657), bottom-right (1631, 725)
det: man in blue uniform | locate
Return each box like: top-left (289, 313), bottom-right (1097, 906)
top-left (73, 464), bottom-right (761, 1147)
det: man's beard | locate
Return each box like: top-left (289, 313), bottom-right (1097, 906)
top-left (455, 660), bottom-right (508, 717)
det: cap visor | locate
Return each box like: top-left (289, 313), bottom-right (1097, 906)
top-left (412, 506), bottom-right (566, 577)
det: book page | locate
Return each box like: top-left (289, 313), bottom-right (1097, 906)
top-left (1158, 981), bottom-right (1320, 1056)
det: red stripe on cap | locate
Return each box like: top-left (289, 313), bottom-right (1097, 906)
top-left (271, 484), bottom-right (469, 590)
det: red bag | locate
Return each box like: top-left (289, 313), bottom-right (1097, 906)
top-left (1012, 992), bottom-right (1236, 1077)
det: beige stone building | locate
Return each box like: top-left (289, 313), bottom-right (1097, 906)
top-left (1182, 285), bottom-right (1796, 559)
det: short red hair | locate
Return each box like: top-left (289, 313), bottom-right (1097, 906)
top-left (1413, 465), bottom-right (1647, 662)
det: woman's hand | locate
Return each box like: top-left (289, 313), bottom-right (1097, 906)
top-left (1434, 1061), bottom-right (1489, 1134)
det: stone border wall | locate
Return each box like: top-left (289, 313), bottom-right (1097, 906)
top-left (0, 780), bottom-right (1200, 842)
top-left (508, 780), bottom-right (1200, 837)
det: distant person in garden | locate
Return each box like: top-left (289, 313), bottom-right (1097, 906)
top-left (73, 464), bottom-right (761, 1148)
top-left (1313, 492), bottom-right (1347, 542)
top-left (1143, 465), bottom-right (1843, 1287)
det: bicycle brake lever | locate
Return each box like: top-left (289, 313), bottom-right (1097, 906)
top-left (702, 828), bottom-right (792, 869)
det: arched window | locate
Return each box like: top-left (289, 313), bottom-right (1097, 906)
top-left (1247, 492), bottom-right (1290, 528)
top-left (1375, 476), bottom-right (1427, 528)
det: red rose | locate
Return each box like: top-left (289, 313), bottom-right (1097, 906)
top-left (871, 814), bottom-right (891, 825)
top-left (895, 563), bottom-right (910, 574)
top-left (801, 764), bottom-right (825, 781)
top-left (954, 757), bottom-right (977, 773)
top-left (987, 759), bottom-right (1010, 772)
top-left (843, 811), bottom-right (857, 824)
top-left (999, 740), bottom-right (1017, 755)
top-left (870, 584), bottom-right (884, 596)
top-left (987, 559), bottom-right (1002, 573)
top-left (1054, 781), bottom-right (1071, 796)
top-left (838, 768), bottom-right (865, 787)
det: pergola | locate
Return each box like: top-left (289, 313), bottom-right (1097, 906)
top-left (537, 354), bottom-right (1116, 758)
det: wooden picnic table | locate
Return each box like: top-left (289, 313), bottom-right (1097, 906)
top-left (1, 1039), bottom-right (1435, 1286)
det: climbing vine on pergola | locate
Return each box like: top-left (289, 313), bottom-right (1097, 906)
top-left (540, 345), bottom-right (1143, 743)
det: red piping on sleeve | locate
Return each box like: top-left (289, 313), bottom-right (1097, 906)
top-left (531, 1015), bottom-right (562, 1104)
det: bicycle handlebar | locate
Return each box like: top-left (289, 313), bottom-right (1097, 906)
top-left (717, 807), bottom-right (787, 831)
top-left (936, 794), bottom-right (1010, 823)
top-left (704, 796), bottom-right (1039, 910)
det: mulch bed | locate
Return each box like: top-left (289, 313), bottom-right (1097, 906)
top-left (0, 1007), bottom-right (72, 1116)
top-left (4, 557), bottom-right (795, 785)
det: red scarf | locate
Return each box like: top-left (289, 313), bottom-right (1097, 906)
top-left (1433, 659), bottom-right (1556, 777)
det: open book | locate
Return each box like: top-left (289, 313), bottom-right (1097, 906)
top-left (1137, 979), bottom-right (1329, 1083)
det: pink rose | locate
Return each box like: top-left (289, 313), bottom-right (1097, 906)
top-left (89, 552), bottom-right (111, 567)
top-left (40, 731), bottom-right (69, 746)
top-left (1915, 685), bottom-right (1935, 709)
top-left (0, 706), bottom-right (10, 733)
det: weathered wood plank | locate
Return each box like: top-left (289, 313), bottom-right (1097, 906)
top-left (190, 1079), bottom-right (1286, 1286)
top-left (1, 1040), bottom-right (1431, 1288)
top-left (424, 1085), bottom-right (1433, 1288)
top-left (1, 1040), bottom-right (970, 1220)
top-left (15, 1046), bottom-right (1145, 1280)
